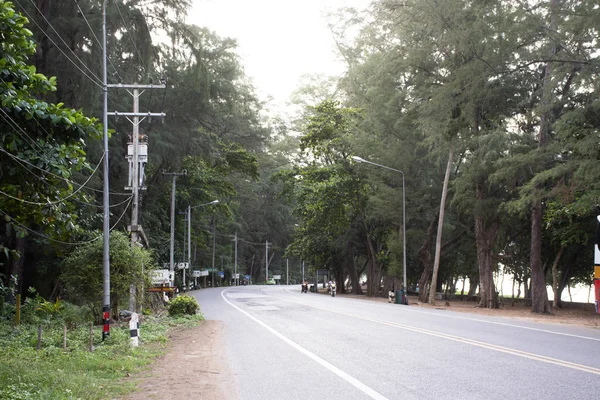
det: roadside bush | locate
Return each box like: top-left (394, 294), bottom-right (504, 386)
top-left (167, 295), bottom-right (199, 316)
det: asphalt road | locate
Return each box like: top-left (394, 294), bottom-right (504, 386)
top-left (192, 285), bottom-right (600, 400)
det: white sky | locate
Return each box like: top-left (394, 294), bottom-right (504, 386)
top-left (187, 0), bottom-right (371, 115)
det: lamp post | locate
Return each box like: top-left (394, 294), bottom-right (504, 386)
top-left (187, 200), bottom-right (219, 288)
top-left (352, 156), bottom-right (407, 297)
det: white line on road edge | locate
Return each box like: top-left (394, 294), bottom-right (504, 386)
top-left (283, 288), bottom-right (600, 343)
top-left (221, 289), bottom-right (389, 400)
top-left (281, 296), bottom-right (600, 376)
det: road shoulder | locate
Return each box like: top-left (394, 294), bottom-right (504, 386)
top-left (125, 320), bottom-right (238, 400)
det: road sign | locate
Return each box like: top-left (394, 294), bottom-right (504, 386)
top-left (219, 271), bottom-right (224, 278)
top-left (234, 273), bottom-right (239, 279)
top-left (273, 275), bottom-right (281, 280)
top-left (176, 262), bottom-right (189, 270)
top-left (150, 269), bottom-right (172, 285)
top-left (199, 270), bottom-right (209, 276)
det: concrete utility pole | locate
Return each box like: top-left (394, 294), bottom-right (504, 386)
top-left (212, 216), bottom-right (216, 287)
top-left (234, 232), bottom-right (238, 286)
top-left (286, 259), bottom-right (289, 285)
top-left (101, 0), bottom-right (110, 340)
top-left (265, 241), bottom-right (269, 282)
top-left (187, 205), bottom-right (191, 289)
top-left (163, 171), bottom-right (186, 287)
top-left (179, 209), bottom-right (187, 290)
top-left (107, 83), bottom-right (165, 311)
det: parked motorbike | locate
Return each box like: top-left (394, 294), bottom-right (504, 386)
top-left (301, 281), bottom-right (308, 293)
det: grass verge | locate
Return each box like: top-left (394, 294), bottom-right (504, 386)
top-left (0, 314), bottom-right (204, 400)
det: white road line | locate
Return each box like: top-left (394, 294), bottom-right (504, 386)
top-left (221, 289), bottom-right (389, 400)
top-left (283, 288), bottom-right (600, 343)
top-left (279, 294), bottom-right (600, 376)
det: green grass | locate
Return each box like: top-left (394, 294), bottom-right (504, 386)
top-left (0, 314), bottom-right (204, 400)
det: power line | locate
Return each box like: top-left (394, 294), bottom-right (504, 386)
top-left (115, 1), bottom-right (144, 64)
top-left (0, 108), bottom-right (48, 157)
top-left (0, 196), bottom-right (131, 245)
top-left (0, 153), bottom-right (104, 206)
top-left (0, 145), bottom-right (115, 196)
top-left (73, 194), bottom-right (133, 209)
top-left (13, 0), bottom-right (104, 89)
top-left (73, 0), bottom-right (122, 82)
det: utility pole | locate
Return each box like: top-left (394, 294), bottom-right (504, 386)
top-left (187, 205), bottom-right (191, 290)
top-left (286, 258), bottom-right (289, 285)
top-left (101, 0), bottom-right (110, 340)
top-left (265, 241), bottom-right (269, 282)
top-left (212, 216), bottom-right (216, 287)
top-left (108, 83), bottom-right (165, 311)
top-left (163, 171), bottom-right (186, 287)
top-left (179, 209), bottom-right (187, 291)
top-left (302, 260), bottom-right (304, 281)
top-left (234, 232), bottom-right (238, 286)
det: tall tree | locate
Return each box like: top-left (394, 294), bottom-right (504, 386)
top-left (0, 0), bottom-right (101, 295)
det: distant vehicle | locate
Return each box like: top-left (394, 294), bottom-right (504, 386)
top-left (266, 278), bottom-right (276, 285)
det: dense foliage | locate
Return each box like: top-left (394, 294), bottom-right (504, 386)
top-left (1, 0), bottom-right (599, 333)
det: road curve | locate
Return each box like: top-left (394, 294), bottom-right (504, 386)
top-left (192, 285), bottom-right (600, 400)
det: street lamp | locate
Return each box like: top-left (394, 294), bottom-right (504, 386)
top-left (187, 200), bottom-right (219, 289)
top-left (352, 156), bottom-right (407, 299)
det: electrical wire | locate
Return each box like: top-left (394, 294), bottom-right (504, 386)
top-left (0, 145), bottom-right (124, 198)
top-left (0, 196), bottom-right (132, 245)
top-left (0, 108), bottom-right (48, 157)
top-left (73, 0), bottom-right (122, 82)
top-left (0, 110), bottom-right (132, 197)
top-left (0, 152), bottom-right (104, 206)
top-left (73, 194), bottom-right (132, 209)
top-left (115, 1), bottom-right (145, 64)
top-left (13, 0), bottom-right (104, 89)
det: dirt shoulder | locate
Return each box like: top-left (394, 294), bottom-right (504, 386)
top-left (125, 320), bottom-right (238, 400)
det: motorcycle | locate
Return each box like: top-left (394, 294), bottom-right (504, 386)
top-left (329, 282), bottom-right (336, 297)
top-left (301, 281), bottom-right (308, 293)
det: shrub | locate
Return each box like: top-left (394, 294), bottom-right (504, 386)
top-left (167, 295), bottom-right (199, 316)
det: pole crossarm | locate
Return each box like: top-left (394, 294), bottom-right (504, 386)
top-left (109, 112), bottom-right (166, 118)
top-left (107, 83), bottom-right (166, 89)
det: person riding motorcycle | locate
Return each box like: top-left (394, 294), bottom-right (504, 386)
top-left (301, 280), bottom-right (308, 293)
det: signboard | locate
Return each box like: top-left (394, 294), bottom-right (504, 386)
top-left (199, 270), bottom-right (209, 277)
top-left (176, 262), bottom-right (189, 270)
top-left (273, 275), bottom-right (281, 280)
top-left (192, 270), bottom-right (202, 278)
top-left (150, 269), bottom-right (172, 285)
top-left (245, 275), bottom-right (251, 280)
top-left (317, 269), bottom-right (329, 276)
top-left (234, 273), bottom-right (240, 279)
top-left (218, 271), bottom-right (225, 278)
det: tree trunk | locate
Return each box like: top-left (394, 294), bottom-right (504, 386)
top-left (551, 245), bottom-right (566, 311)
top-left (418, 217), bottom-right (437, 303)
top-left (530, 0), bottom-right (558, 315)
top-left (9, 235), bottom-right (26, 297)
top-left (474, 181), bottom-right (500, 308)
top-left (467, 282), bottom-right (478, 300)
top-left (365, 231), bottom-right (378, 297)
top-left (531, 200), bottom-right (552, 313)
top-left (348, 245), bottom-right (362, 295)
top-left (429, 146), bottom-right (454, 305)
